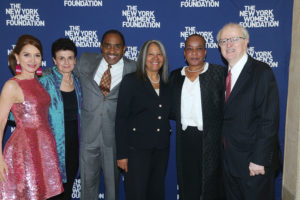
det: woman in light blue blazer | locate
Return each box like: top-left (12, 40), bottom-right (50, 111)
top-left (40, 38), bottom-right (82, 200)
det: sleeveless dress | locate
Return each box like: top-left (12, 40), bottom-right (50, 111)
top-left (0, 78), bottom-right (63, 200)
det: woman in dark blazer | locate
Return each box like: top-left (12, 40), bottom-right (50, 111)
top-left (169, 34), bottom-right (226, 200)
top-left (116, 40), bottom-right (171, 200)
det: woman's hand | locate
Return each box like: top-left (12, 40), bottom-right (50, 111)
top-left (0, 155), bottom-right (8, 182)
top-left (117, 159), bottom-right (128, 173)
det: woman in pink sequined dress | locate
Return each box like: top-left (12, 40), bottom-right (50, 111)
top-left (0, 35), bottom-right (63, 200)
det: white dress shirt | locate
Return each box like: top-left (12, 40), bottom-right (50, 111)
top-left (229, 53), bottom-right (248, 91)
top-left (180, 62), bottom-right (209, 131)
top-left (94, 58), bottom-right (124, 90)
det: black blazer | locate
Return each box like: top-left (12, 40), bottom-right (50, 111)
top-left (222, 55), bottom-right (280, 177)
top-left (115, 72), bottom-right (171, 160)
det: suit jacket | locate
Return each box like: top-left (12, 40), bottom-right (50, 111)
top-left (222, 55), bottom-right (280, 177)
top-left (115, 73), bottom-right (171, 160)
top-left (169, 63), bottom-right (226, 200)
top-left (74, 52), bottom-right (136, 147)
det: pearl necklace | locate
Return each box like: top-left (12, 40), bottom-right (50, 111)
top-left (148, 74), bottom-right (160, 84)
top-left (187, 66), bottom-right (204, 73)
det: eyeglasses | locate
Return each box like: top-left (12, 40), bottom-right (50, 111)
top-left (218, 37), bottom-right (245, 46)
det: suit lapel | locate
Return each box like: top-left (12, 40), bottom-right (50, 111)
top-left (225, 56), bottom-right (252, 107)
top-left (108, 57), bottom-right (128, 95)
top-left (144, 77), bottom-right (160, 98)
top-left (88, 55), bottom-right (103, 97)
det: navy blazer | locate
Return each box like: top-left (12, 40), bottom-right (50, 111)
top-left (115, 72), bottom-right (171, 160)
top-left (222, 55), bottom-right (280, 177)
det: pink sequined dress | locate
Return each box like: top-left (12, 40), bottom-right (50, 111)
top-left (0, 78), bottom-right (63, 200)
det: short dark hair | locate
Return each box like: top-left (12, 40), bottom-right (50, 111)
top-left (184, 34), bottom-right (206, 48)
top-left (101, 30), bottom-right (126, 46)
top-left (51, 38), bottom-right (77, 58)
top-left (136, 40), bottom-right (168, 83)
top-left (9, 34), bottom-right (43, 74)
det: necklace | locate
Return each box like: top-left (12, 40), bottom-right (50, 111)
top-left (148, 74), bottom-right (160, 84)
top-left (62, 78), bottom-right (73, 86)
top-left (187, 66), bottom-right (204, 73)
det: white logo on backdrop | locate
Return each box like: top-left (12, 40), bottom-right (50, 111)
top-left (122, 5), bottom-right (160, 28)
top-left (248, 47), bottom-right (278, 68)
top-left (180, 0), bottom-right (220, 8)
top-left (239, 5), bottom-right (279, 28)
top-left (180, 26), bottom-right (217, 48)
top-left (71, 179), bottom-right (80, 199)
top-left (125, 46), bottom-right (139, 61)
top-left (71, 179), bottom-right (104, 199)
top-left (6, 3), bottom-right (45, 26)
top-left (64, 0), bottom-right (103, 7)
top-left (65, 25), bottom-right (101, 48)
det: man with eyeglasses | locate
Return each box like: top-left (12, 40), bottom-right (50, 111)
top-left (217, 23), bottom-right (280, 200)
top-left (75, 29), bottom-right (136, 200)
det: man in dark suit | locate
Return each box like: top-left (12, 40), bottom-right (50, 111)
top-left (75, 30), bottom-right (136, 200)
top-left (217, 23), bottom-right (280, 200)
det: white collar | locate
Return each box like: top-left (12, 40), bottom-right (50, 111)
top-left (229, 53), bottom-right (248, 73)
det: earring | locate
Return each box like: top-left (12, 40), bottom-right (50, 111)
top-left (36, 67), bottom-right (42, 76)
top-left (16, 64), bottom-right (21, 75)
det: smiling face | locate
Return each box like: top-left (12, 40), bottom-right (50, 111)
top-left (53, 50), bottom-right (76, 74)
top-left (15, 44), bottom-right (42, 75)
top-left (100, 33), bottom-right (126, 65)
top-left (184, 35), bottom-right (207, 67)
top-left (145, 43), bottom-right (164, 73)
top-left (219, 25), bottom-right (249, 66)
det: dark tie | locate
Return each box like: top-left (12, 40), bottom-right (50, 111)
top-left (225, 70), bottom-right (231, 102)
top-left (99, 65), bottom-right (112, 96)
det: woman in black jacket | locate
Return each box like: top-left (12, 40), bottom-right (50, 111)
top-left (169, 34), bottom-right (226, 200)
top-left (116, 40), bottom-right (171, 200)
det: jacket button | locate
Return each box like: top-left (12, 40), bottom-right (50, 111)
top-left (158, 116), bottom-right (162, 120)
top-left (157, 128), bottom-right (160, 132)
top-left (169, 129), bottom-right (172, 132)
top-left (133, 128), bottom-right (136, 131)
top-left (158, 104), bottom-right (162, 108)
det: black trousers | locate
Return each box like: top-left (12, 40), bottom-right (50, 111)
top-left (223, 167), bottom-right (275, 200)
top-left (48, 120), bottom-right (79, 200)
top-left (176, 126), bottom-right (203, 200)
top-left (124, 147), bottom-right (169, 200)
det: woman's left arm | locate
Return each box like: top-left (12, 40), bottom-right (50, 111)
top-left (115, 75), bottom-right (133, 171)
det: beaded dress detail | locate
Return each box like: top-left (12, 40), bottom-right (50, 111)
top-left (0, 78), bottom-right (63, 200)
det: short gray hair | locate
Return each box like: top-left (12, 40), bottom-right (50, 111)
top-left (216, 23), bottom-right (250, 42)
top-left (136, 40), bottom-right (169, 83)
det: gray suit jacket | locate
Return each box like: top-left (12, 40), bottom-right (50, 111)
top-left (75, 52), bottom-right (136, 147)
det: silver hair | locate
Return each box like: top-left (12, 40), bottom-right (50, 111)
top-left (216, 23), bottom-right (250, 42)
top-left (136, 40), bottom-right (169, 83)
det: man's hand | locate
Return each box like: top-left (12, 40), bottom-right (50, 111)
top-left (117, 159), bottom-right (128, 173)
top-left (249, 162), bottom-right (265, 176)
